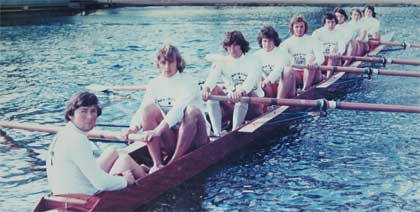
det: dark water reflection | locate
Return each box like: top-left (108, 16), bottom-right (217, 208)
top-left (1, 6), bottom-right (419, 212)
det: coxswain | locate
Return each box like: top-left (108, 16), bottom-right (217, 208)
top-left (47, 92), bottom-right (147, 195)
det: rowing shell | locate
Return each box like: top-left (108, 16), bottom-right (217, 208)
top-left (32, 32), bottom-right (394, 212)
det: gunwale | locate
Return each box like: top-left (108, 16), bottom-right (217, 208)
top-left (32, 32), bottom-right (394, 212)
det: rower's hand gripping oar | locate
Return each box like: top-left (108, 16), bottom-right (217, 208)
top-left (293, 65), bottom-right (420, 78)
top-left (0, 121), bottom-right (146, 144)
top-left (208, 95), bottom-right (420, 114)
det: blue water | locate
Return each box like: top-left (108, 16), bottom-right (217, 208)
top-left (1, 6), bottom-right (420, 212)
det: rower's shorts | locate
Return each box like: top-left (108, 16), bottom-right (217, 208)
top-left (322, 56), bottom-right (328, 65)
top-left (270, 83), bottom-right (279, 96)
top-left (368, 39), bottom-right (379, 50)
top-left (294, 69), bottom-right (304, 80)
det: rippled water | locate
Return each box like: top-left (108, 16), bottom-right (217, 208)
top-left (1, 6), bottom-right (419, 212)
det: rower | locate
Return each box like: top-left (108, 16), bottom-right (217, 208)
top-left (123, 44), bottom-right (209, 173)
top-left (46, 92), bottom-right (147, 195)
top-left (254, 26), bottom-right (296, 98)
top-left (343, 8), bottom-right (369, 66)
top-left (202, 30), bottom-right (264, 136)
top-left (312, 12), bottom-right (346, 78)
top-left (361, 5), bottom-right (381, 50)
top-left (334, 7), bottom-right (350, 36)
top-left (281, 15), bottom-right (324, 91)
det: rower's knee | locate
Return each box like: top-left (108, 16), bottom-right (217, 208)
top-left (117, 152), bottom-right (135, 165)
top-left (141, 103), bottom-right (163, 129)
top-left (142, 103), bottom-right (161, 118)
top-left (184, 105), bottom-right (202, 122)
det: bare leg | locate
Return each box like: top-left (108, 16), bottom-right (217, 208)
top-left (246, 92), bottom-right (264, 120)
top-left (141, 103), bottom-right (176, 171)
top-left (109, 153), bottom-right (148, 179)
top-left (277, 67), bottom-right (296, 98)
top-left (169, 106), bottom-right (209, 164)
top-left (302, 68), bottom-right (315, 91)
top-left (97, 147), bottom-right (119, 172)
top-left (326, 57), bottom-right (341, 78)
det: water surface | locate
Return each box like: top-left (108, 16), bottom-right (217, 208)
top-left (1, 6), bottom-right (419, 212)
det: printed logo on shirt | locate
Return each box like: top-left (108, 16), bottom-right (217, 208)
top-left (322, 42), bottom-right (338, 55)
top-left (293, 53), bottom-right (306, 65)
top-left (261, 64), bottom-right (274, 75)
top-left (155, 97), bottom-right (175, 114)
top-left (231, 73), bottom-right (248, 86)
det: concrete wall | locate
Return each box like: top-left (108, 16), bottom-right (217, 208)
top-left (0, 0), bottom-right (70, 8)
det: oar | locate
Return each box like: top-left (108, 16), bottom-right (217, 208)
top-left (328, 55), bottom-right (420, 66)
top-left (86, 84), bottom-right (147, 92)
top-left (293, 65), bottom-right (420, 78)
top-left (0, 121), bottom-right (145, 143)
top-left (368, 40), bottom-right (420, 49)
top-left (208, 95), bottom-right (420, 113)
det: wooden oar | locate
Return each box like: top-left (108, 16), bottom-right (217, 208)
top-left (0, 121), bottom-right (145, 143)
top-left (293, 65), bottom-right (420, 78)
top-left (208, 95), bottom-right (420, 113)
top-left (86, 84), bottom-right (147, 92)
top-left (369, 40), bottom-right (420, 49)
top-left (328, 55), bottom-right (420, 66)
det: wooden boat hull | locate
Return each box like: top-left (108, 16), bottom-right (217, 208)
top-left (33, 33), bottom-right (393, 212)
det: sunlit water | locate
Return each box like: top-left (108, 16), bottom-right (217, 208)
top-left (1, 6), bottom-right (419, 212)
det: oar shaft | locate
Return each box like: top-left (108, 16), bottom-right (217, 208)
top-left (335, 56), bottom-right (420, 66)
top-left (335, 102), bottom-right (420, 113)
top-left (208, 95), bottom-right (420, 113)
top-left (0, 121), bottom-right (145, 143)
top-left (111, 85), bottom-right (147, 91)
top-left (292, 65), bottom-right (420, 78)
top-left (0, 121), bottom-right (60, 133)
top-left (369, 40), bottom-right (420, 48)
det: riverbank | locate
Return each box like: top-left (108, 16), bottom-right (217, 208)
top-left (101, 0), bottom-right (419, 6)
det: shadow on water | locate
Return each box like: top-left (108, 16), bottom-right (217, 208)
top-left (0, 9), bottom-right (98, 26)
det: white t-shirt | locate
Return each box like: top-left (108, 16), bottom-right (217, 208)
top-left (130, 72), bottom-right (207, 129)
top-left (361, 17), bottom-right (380, 41)
top-left (204, 54), bottom-right (264, 97)
top-left (335, 22), bottom-right (353, 45)
top-left (46, 122), bottom-right (127, 195)
top-left (346, 19), bottom-right (364, 41)
top-left (253, 47), bottom-right (293, 83)
top-left (280, 34), bottom-right (325, 66)
top-left (312, 26), bottom-right (347, 55)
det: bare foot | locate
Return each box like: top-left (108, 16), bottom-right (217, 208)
top-left (149, 164), bottom-right (164, 173)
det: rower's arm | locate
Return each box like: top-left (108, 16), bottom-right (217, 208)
top-left (241, 59), bottom-right (262, 94)
top-left (163, 80), bottom-right (198, 128)
top-left (267, 51), bottom-right (292, 83)
top-left (312, 38), bottom-right (325, 65)
top-left (203, 63), bottom-right (222, 91)
top-left (70, 137), bottom-right (127, 191)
